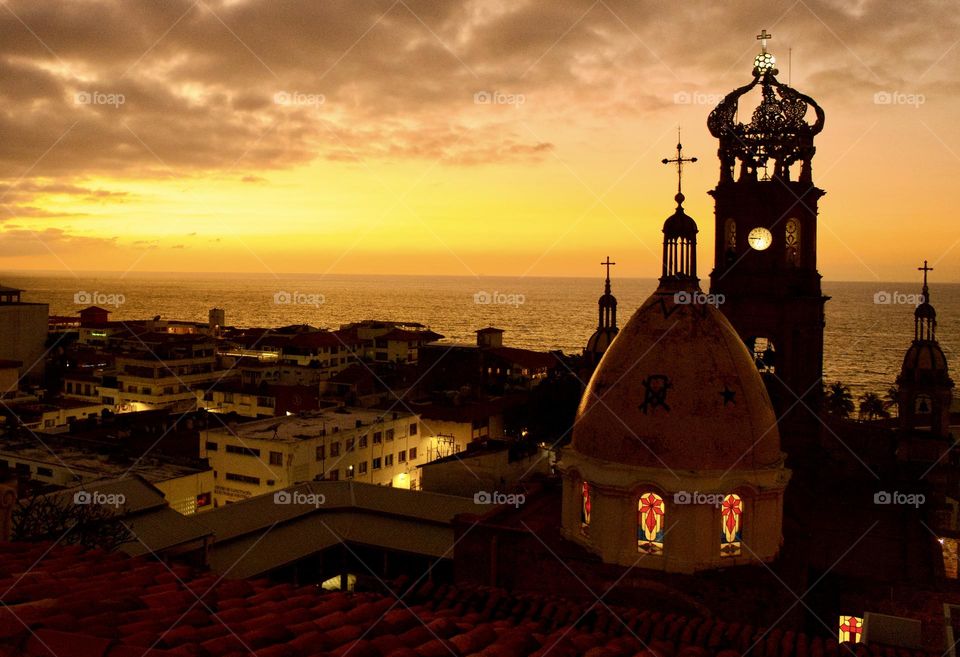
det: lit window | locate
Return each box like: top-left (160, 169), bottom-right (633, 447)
top-left (638, 493), bottom-right (664, 555)
top-left (720, 493), bottom-right (743, 557)
top-left (580, 481), bottom-right (591, 532)
top-left (838, 616), bottom-right (863, 644)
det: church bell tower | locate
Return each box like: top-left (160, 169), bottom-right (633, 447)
top-left (707, 31), bottom-right (828, 451)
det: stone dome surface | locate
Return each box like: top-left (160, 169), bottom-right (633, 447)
top-left (571, 285), bottom-right (783, 472)
top-left (902, 340), bottom-right (949, 375)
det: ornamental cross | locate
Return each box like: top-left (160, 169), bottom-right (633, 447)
top-left (919, 260), bottom-right (933, 287)
top-left (601, 256), bottom-right (616, 281)
top-left (661, 131), bottom-right (698, 195)
top-left (757, 29), bottom-right (772, 53)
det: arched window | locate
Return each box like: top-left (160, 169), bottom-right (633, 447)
top-left (638, 493), bottom-right (664, 554)
top-left (838, 616), bottom-right (863, 644)
top-left (785, 218), bottom-right (801, 266)
top-left (749, 337), bottom-right (776, 373)
top-left (724, 218), bottom-right (737, 261)
top-left (914, 394), bottom-right (932, 414)
top-left (720, 493), bottom-right (743, 557)
top-left (580, 481), bottom-right (591, 532)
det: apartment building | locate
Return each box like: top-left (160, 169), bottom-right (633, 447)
top-left (200, 406), bottom-right (468, 505)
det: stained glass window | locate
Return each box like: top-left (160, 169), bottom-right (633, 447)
top-left (838, 616), bottom-right (863, 643)
top-left (785, 218), bottom-right (801, 266)
top-left (720, 493), bottom-right (743, 557)
top-left (580, 481), bottom-right (591, 532)
top-left (638, 493), bottom-right (665, 554)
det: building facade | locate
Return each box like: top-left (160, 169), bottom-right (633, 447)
top-left (201, 407), bottom-right (470, 505)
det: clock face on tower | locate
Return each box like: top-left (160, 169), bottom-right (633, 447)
top-left (747, 227), bottom-right (773, 251)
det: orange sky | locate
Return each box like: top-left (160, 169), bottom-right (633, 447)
top-left (0, 0), bottom-right (957, 281)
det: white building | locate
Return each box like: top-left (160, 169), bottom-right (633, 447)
top-left (0, 439), bottom-right (213, 515)
top-left (200, 406), bottom-right (470, 506)
top-left (0, 286), bottom-right (48, 385)
top-left (115, 334), bottom-right (236, 412)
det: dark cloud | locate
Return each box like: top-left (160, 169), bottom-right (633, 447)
top-left (0, 0), bottom-right (954, 189)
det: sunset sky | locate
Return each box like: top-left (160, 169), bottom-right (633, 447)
top-left (0, 0), bottom-right (957, 281)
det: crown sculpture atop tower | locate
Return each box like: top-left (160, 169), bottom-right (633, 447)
top-left (707, 30), bottom-right (825, 184)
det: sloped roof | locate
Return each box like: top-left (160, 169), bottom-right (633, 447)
top-left (195, 481), bottom-right (479, 578)
top-left (486, 346), bottom-right (557, 370)
top-left (0, 540), bottom-right (925, 657)
top-left (378, 328), bottom-right (444, 343)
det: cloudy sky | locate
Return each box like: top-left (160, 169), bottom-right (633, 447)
top-left (0, 0), bottom-right (957, 281)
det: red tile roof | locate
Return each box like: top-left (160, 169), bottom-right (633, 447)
top-left (0, 541), bottom-right (933, 657)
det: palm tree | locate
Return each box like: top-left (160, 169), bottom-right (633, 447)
top-left (824, 381), bottom-right (855, 418)
top-left (883, 385), bottom-right (899, 417)
top-left (858, 392), bottom-right (889, 421)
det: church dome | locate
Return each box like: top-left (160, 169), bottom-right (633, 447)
top-left (662, 194), bottom-right (698, 240)
top-left (572, 285), bottom-right (782, 472)
top-left (585, 326), bottom-right (617, 356)
top-left (915, 301), bottom-right (936, 321)
top-left (901, 340), bottom-right (949, 375)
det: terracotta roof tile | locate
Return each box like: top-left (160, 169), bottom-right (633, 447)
top-left (0, 541), bottom-right (935, 657)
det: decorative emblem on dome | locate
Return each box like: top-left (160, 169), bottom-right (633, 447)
top-left (639, 374), bottom-right (672, 413)
top-left (708, 30), bottom-right (825, 183)
top-left (719, 386), bottom-right (737, 406)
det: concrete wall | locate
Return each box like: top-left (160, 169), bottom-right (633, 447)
top-left (0, 304), bottom-right (48, 384)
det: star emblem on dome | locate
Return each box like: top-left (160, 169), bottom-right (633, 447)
top-left (719, 386), bottom-right (737, 406)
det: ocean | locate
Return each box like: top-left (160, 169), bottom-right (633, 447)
top-left (4, 271), bottom-right (955, 402)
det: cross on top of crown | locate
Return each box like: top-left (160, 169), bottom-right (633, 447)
top-left (757, 29), bottom-right (772, 53)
